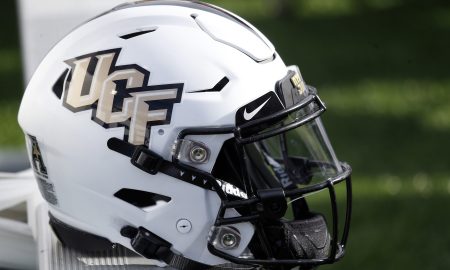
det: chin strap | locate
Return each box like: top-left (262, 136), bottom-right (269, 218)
top-left (121, 226), bottom-right (210, 270)
top-left (121, 226), bottom-right (258, 270)
top-left (107, 137), bottom-right (220, 191)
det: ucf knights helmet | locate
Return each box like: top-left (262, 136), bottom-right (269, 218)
top-left (19, 1), bottom-right (352, 269)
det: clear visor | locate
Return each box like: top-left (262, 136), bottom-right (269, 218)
top-left (244, 117), bottom-right (342, 189)
top-left (241, 117), bottom-right (350, 262)
top-left (206, 67), bottom-right (352, 265)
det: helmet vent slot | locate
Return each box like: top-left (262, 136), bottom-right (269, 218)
top-left (119, 27), bottom-right (157, 40)
top-left (188, 76), bottom-right (229, 93)
top-left (192, 13), bottom-right (275, 63)
top-left (114, 188), bottom-right (171, 209)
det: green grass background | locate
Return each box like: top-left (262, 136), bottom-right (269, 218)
top-left (1, 0), bottom-right (450, 269)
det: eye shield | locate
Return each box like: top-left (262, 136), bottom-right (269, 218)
top-left (170, 67), bottom-right (353, 267)
top-left (234, 70), bottom-right (326, 144)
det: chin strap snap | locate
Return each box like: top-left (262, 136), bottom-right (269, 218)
top-left (121, 226), bottom-right (210, 270)
top-left (121, 226), bottom-right (259, 270)
top-left (107, 137), bottom-right (218, 191)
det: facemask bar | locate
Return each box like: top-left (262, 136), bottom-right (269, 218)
top-left (173, 125), bottom-right (352, 267)
top-left (209, 167), bottom-right (352, 267)
top-left (169, 70), bottom-right (351, 267)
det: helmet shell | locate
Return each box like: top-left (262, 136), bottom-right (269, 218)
top-left (19, 1), bottom-right (288, 265)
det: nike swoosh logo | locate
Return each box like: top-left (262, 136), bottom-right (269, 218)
top-left (243, 97), bottom-right (271, 121)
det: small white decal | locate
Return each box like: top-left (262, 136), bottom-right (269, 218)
top-left (243, 97), bottom-right (271, 120)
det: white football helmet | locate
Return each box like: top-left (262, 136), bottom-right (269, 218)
top-left (18, 1), bottom-right (352, 269)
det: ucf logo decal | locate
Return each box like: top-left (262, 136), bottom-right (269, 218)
top-left (60, 48), bottom-right (183, 146)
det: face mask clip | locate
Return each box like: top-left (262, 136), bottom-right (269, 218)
top-left (256, 188), bottom-right (288, 219)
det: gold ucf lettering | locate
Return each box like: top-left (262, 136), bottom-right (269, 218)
top-left (62, 49), bottom-right (183, 146)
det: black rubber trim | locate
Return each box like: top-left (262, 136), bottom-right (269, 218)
top-left (49, 213), bottom-right (114, 252)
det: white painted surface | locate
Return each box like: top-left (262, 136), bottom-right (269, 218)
top-left (18, 3), bottom-right (288, 265)
top-left (18, 0), bottom-right (133, 82)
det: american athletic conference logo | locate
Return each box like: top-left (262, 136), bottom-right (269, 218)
top-left (60, 48), bottom-right (183, 146)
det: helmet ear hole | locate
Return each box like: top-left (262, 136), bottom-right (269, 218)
top-left (114, 189), bottom-right (171, 210)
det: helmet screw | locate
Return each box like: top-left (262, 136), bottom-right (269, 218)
top-left (189, 146), bottom-right (208, 163)
top-left (176, 219), bottom-right (192, 234)
top-left (221, 233), bottom-right (237, 248)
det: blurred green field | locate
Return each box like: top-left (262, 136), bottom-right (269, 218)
top-left (1, 0), bottom-right (450, 269)
top-left (0, 1), bottom-right (22, 147)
